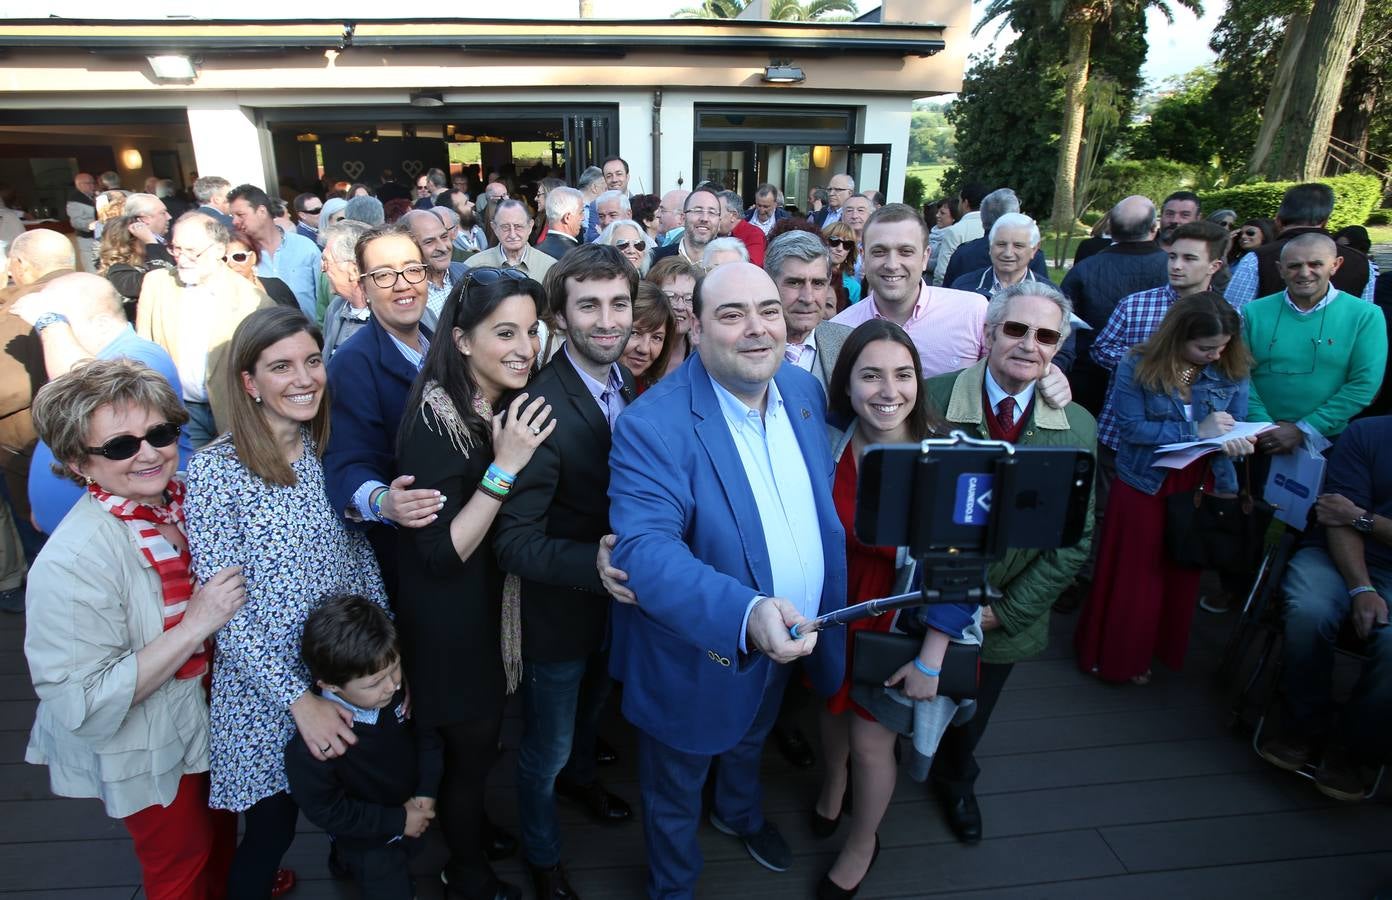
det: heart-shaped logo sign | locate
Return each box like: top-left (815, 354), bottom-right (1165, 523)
top-left (343, 160), bottom-right (365, 180)
top-left (402, 159), bottom-right (424, 178)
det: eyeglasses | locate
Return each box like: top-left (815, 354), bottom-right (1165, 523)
top-left (360, 264), bottom-right (430, 289)
top-left (171, 243), bottom-right (215, 259)
top-left (830, 239), bottom-right (855, 251)
top-left (998, 320), bottom-right (1062, 346)
top-left (85, 422), bottom-right (181, 460)
top-left (686, 207), bottom-right (719, 219)
top-left (828, 186), bottom-right (853, 194)
top-left (226, 250), bottom-right (253, 264)
top-left (616, 240), bottom-right (647, 252)
top-left (662, 290), bottom-right (694, 307)
top-left (495, 223), bottom-right (530, 235)
top-left (462, 267), bottom-right (530, 288)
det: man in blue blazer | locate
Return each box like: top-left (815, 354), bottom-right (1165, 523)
top-left (607, 261), bottom-right (848, 899)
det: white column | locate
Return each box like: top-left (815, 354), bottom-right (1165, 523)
top-left (185, 99), bottom-right (270, 189)
top-left (860, 97), bottom-right (913, 203)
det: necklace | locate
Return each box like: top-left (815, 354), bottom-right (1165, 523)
top-left (1178, 365), bottom-right (1200, 386)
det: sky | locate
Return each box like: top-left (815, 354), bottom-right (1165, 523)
top-left (4, 0), bottom-right (1222, 89)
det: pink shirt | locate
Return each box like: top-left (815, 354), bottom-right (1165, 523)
top-left (830, 284), bottom-right (988, 377)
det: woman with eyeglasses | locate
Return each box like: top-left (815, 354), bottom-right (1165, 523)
top-left (621, 281), bottom-right (676, 394)
top-left (824, 221), bottom-right (863, 306)
top-left (223, 229), bottom-right (301, 312)
top-left (24, 359), bottom-right (245, 899)
top-left (596, 218), bottom-right (651, 276)
top-left (1076, 292), bottom-right (1255, 686)
top-left (186, 306), bottom-right (388, 899)
top-left (1230, 218), bottom-right (1276, 264)
top-left (644, 256), bottom-right (699, 377)
top-left (394, 268), bottom-right (554, 900)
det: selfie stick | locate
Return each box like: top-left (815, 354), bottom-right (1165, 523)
top-left (790, 583), bottom-right (1002, 638)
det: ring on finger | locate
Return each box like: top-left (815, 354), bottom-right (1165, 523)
top-left (530, 425), bottom-right (541, 436)
top-left (319, 744), bottom-right (331, 752)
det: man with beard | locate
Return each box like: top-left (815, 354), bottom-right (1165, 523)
top-left (464, 199), bottom-right (557, 283)
top-left (441, 189), bottom-right (488, 259)
top-left (650, 188), bottom-right (719, 267)
top-left (402, 209), bottom-right (468, 331)
top-left (494, 243), bottom-right (638, 900)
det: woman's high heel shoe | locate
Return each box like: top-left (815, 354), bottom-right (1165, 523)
top-left (809, 806), bottom-right (841, 839)
top-left (815, 834), bottom-right (880, 899)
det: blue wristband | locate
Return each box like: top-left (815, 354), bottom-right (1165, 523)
top-left (1348, 585), bottom-right (1378, 598)
top-left (913, 658), bottom-right (941, 678)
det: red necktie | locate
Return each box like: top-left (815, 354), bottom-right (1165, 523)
top-left (996, 397), bottom-right (1015, 431)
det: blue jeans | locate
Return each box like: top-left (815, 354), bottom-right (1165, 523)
top-left (184, 400), bottom-right (217, 449)
top-left (1280, 546), bottom-right (1392, 762)
top-left (637, 663), bottom-right (789, 900)
top-left (516, 651), bottom-right (612, 868)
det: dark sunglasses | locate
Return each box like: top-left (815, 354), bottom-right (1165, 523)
top-left (1241, 228), bottom-right (1261, 238)
top-left (302, 206), bottom-right (323, 215)
top-left (830, 239), bottom-right (856, 251)
top-left (462, 267), bottom-right (530, 288)
top-left (226, 250), bottom-right (253, 264)
top-left (86, 422), bottom-right (181, 460)
top-left (615, 240), bottom-right (647, 252)
top-left (999, 320), bottom-right (1062, 346)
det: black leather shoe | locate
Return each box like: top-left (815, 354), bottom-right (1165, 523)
top-left (492, 882), bottom-right (522, 900)
top-left (816, 834), bottom-right (880, 899)
top-left (529, 862), bottom-right (580, 900)
top-left (940, 792), bottom-right (982, 845)
top-left (327, 840), bottom-right (351, 879)
top-left (556, 779), bottom-right (632, 823)
top-left (595, 737), bottom-right (618, 766)
top-left (772, 724), bottom-right (816, 768)
top-left (484, 819), bottom-right (519, 861)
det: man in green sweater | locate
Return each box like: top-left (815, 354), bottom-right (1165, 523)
top-left (1245, 233), bottom-right (1387, 455)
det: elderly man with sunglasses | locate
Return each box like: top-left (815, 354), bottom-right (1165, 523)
top-left (921, 280), bottom-right (1096, 845)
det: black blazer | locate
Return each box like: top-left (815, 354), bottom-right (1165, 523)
top-left (536, 232), bottom-right (579, 260)
top-left (494, 350), bottom-right (635, 662)
top-left (394, 402), bottom-right (506, 727)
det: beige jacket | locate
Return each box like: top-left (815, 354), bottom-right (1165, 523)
top-left (136, 266), bottom-right (273, 431)
top-left (24, 492), bottom-right (210, 818)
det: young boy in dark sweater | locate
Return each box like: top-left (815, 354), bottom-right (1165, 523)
top-left (285, 593), bottom-right (443, 900)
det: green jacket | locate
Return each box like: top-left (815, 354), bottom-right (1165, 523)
top-left (923, 360), bottom-right (1097, 664)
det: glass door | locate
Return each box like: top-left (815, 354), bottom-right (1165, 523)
top-left (848, 143), bottom-right (891, 199)
top-left (693, 141), bottom-right (756, 198)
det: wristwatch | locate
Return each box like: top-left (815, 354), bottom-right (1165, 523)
top-left (32, 312), bottom-right (68, 334)
top-left (1354, 513), bottom-right (1376, 534)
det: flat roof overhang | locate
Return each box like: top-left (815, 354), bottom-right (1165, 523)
top-left (0, 17), bottom-right (946, 58)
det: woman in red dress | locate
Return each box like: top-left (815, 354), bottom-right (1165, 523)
top-left (1077, 292), bottom-right (1255, 684)
top-left (812, 320), bottom-right (959, 899)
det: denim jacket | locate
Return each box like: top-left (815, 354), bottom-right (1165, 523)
top-left (1111, 352), bottom-right (1249, 496)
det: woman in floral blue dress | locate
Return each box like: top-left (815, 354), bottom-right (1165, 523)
top-left (187, 307), bottom-right (386, 899)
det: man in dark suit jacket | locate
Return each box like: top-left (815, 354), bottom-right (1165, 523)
top-left (608, 261), bottom-right (847, 897)
top-left (536, 185), bottom-right (584, 261)
top-left (494, 244), bottom-right (637, 900)
top-left (324, 225), bottom-right (444, 596)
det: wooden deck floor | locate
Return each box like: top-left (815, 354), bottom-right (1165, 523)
top-left (1, 597), bottom-right (1389, 899)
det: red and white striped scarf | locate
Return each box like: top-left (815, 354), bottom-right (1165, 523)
top-left (87, 479), bottom-right (210, 680)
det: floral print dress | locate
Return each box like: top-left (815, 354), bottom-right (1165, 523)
top-left (186, 431), bottom-right (387, 812)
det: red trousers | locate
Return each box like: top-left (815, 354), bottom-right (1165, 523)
top-left (122, 772), bottom-right (236, 900)
top-left (1075, 464), bottom-right (1207, 683)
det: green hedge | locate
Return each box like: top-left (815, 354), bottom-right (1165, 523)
top-left (1199, 174), bottom-right (1382, 231)
top-left (1088, 159), bottom-right (1199, 213)
top-left (903, 174), bottom-right (926, 211)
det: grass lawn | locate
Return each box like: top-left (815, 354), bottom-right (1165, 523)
top-left (905, 164), bottom-right (948, 198)
top-left (1366, 224), bottom-right (1392, 245)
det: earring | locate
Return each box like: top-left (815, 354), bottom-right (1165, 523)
top-left (252, 395), bottom-right (262, 404)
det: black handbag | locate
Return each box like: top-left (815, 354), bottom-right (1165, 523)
top-left (851, 630), bottom-right (980, 700)
top-left (1164, 458), bottom-right (1273, 575)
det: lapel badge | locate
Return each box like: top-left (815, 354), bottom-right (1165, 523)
top-left (801, 407), bottom-right (811, 420)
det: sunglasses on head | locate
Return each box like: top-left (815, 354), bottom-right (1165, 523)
top-left (616, 240), bottom-right (647, 252)
top-left (998, 320), bottom-right (1062, 346)
top-left (462, 267), bottom-right (530, 288)
top-left (86, 422), bottom-right (181, 460)
top-left (226, 250), bottom-right (252, 264)
top-left (831, 239), bottom-right (855, 251)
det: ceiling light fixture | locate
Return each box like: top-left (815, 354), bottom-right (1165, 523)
top-left (147, 55), bottom-right (197, 81)
top-left (409, 91), bottom-right (445, 108)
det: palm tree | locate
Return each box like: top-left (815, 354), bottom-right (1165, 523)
top-left (975, 0), bottom-right (1201, 237)
top-left (674, 0), bottom-right (748, 17)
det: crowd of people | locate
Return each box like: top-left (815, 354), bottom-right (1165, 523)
top-left (1, 158), bottom-right (1389, 900)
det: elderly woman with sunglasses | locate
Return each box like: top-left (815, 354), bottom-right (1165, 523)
top-left (23, 359), bottom-right (246, 899)
top-left (223, 229), bottom-right (302, 312)
top-left (596, 218), bottom-right (651, 276)
top-left (824, 221), bottom-right (862, 305)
